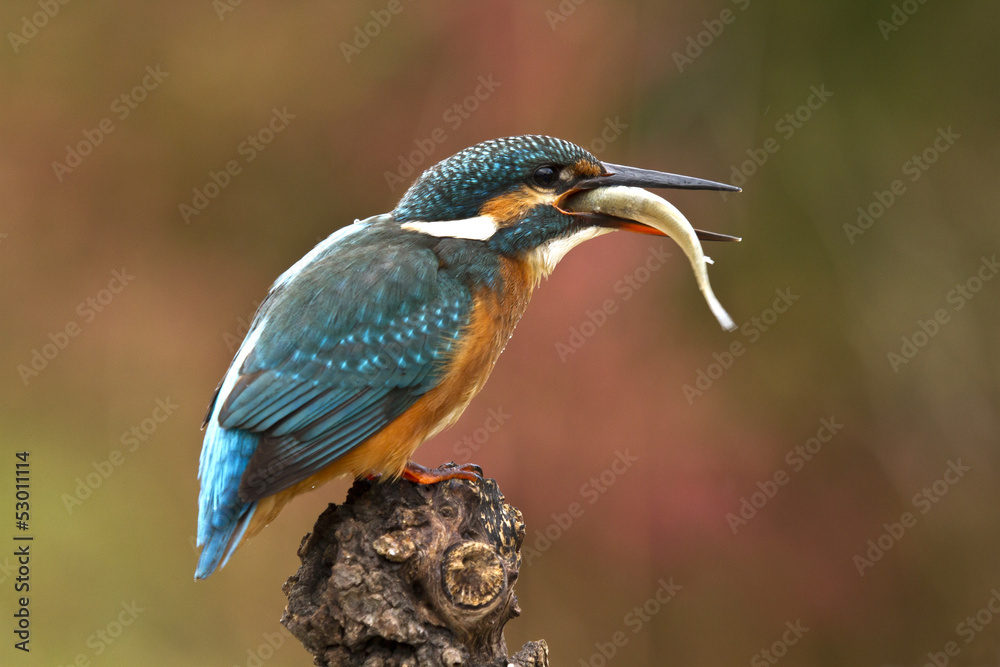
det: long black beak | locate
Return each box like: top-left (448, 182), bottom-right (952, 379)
top-left (571, 162), bottom-right (742, 242)
top-left (577, 162), bottom-right (742, 193)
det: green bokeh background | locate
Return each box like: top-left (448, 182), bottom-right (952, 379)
top-left (2, 2), bottom-right (999, 665)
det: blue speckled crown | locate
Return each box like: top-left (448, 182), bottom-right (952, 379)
top-left (393, 135), bottom-right (600, 222)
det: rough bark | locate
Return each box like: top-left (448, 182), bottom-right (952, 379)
top-left (281, 465), bottom-right (548, 667)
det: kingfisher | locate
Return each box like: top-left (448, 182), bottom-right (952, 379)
top-left (196, 135), bottom-right (739, 579)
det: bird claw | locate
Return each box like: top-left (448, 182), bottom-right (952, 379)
top-left (402, 461), bottom-right (484, 485)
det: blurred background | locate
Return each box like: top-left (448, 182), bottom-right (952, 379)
top-left (2, 2), bottom-right (999, 665)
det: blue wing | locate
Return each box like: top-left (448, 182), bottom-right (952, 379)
top-left (196, 217), bottom-right (472, 577)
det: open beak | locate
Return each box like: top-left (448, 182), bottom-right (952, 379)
top-left (569, 162), bottom-right (742, 242)
top-left (556, 162), bottom-right (741, 330)
top-left (578, 161), bottom-right (741, 192)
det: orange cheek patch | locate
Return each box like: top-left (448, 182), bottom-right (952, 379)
top-left (574, 159), bottom-right (603, 178)
top-left (478, 186), bottom-right (556, 226)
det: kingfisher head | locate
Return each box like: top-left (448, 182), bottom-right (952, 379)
top-left (393, 135), bottom-right (739, 277)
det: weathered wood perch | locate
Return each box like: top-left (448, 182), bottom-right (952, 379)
top-left (281, 464), bottom-right (548, 667)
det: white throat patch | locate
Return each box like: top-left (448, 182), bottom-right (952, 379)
top-left (401, 216), bottom-right (499, 240)
top-left (530, 227), bottom-right (614, 277)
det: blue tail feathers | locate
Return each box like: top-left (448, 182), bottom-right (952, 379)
top-left (196, 421), bottom-right (260, 579)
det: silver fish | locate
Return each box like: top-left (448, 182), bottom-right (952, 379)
top-left (564, 185), bottom-right (738, 331)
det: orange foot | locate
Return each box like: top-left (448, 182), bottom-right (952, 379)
top-left (401, 461), bottom-right (483, 484)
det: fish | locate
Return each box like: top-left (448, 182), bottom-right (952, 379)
top-left (562, 185), bottom-right (738, 331)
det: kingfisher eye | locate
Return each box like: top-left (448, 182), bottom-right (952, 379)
top-left (531, 165), bottom-right (560, 189)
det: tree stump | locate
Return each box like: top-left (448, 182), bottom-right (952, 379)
top-left (281, 464), bottom-right (548, 667)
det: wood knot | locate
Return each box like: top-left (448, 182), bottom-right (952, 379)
top-left (441, 541), bottom-right (506, 610)
top-left (282, 469), bottom-right (546, 666)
